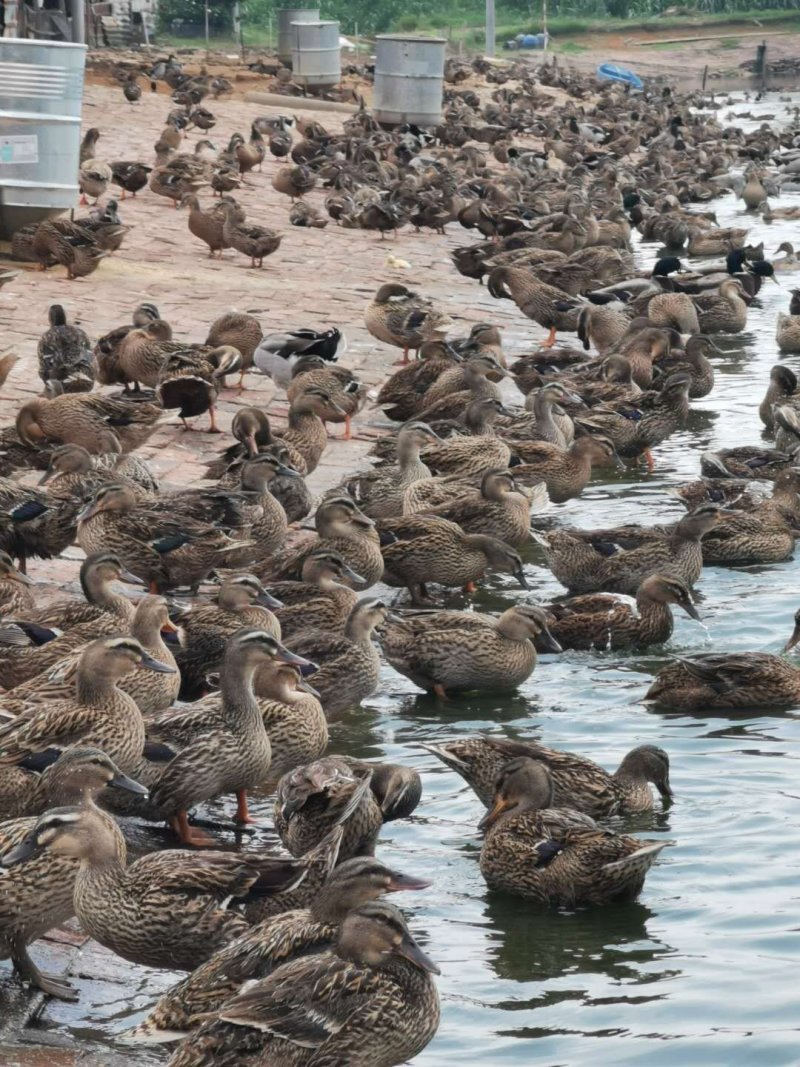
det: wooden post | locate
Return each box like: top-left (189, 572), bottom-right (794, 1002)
top-left (485, 0), bottom-right (495, 57)
top-left (702, 64), bottom-right (708, 91)
top-left (759, 40), bottom-right (767, 93)
top-left (542, 0), bottom-right (548, 51)
top-left (204, 0), bottom-right (209, 53)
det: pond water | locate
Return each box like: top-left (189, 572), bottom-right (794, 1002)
top-left (29, 92), bottom-right (800, 1065)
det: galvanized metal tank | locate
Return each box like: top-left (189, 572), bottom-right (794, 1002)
top-left (0, 38), bottom-right (86, 238)
top-left (373, 34), bottom-right (446, 127)
top-left (291, 20), bottom-right (341, 90)
top-left (277, 8), bottom-right (319, 65)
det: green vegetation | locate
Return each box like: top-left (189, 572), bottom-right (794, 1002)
top-left (158, 0), bottom-right (800, 45)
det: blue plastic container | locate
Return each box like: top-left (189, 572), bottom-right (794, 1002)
top-left (596, 62), bottom-right (644, 90)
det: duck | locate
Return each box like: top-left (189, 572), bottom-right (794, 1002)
top-left (289, 200), bottom-right (328, 228)
top-left (286, 598), bottom-right (391, 718)
top-left (173, 574), bottom-right (281, 699)
top-left (772, 241), bottom-right (800, 270)
top-left (37, 304), bottom-right (94, 393)
top-left (270, 548), bottom-right (364, 639)
top-left (253, 327), bottom-right (344, 389)
top-left (0, 551), bottom-right (35, 616)
top-left (379, 514), bottom-right (529, 604)
top-left (479, 757), bottom-right (671, 904)
top-left (416, 353), bottom-right (510, 423)
top-left (365, 283), bottom-right (453, 364)
top-left (424, 736), bottom-right (672, 815)
top-left (262, 495), bottom-right (384, 589)
top-left (776, 312), bottom-right (800, 354)
top-left (380, 604), bottom-right (560, 698)
top-left (275, 756), bottom-right (383, 862)
top-left (406, 468), bottom-right (537, 548)
top-left (16, 390), bottom-right (163, 453)
top-left (181, 193), bottom-right (229, 257)
top-left (38, 441), bottom-right (155, 500)
top-left (565, 372), bottom-right (688, 471)
top-left (541, 574), bottom-right (700, 650)
top-left (16, 549), bottom-right (141, 633)
top-left (205, 408), bottom-right (312, 523)
top-left (133, 853), bottom-right (429, 1048)
top-left (0, 636), bottom-right (174, 773)
top-left (77, 484), bottom-right (253, 594)
top-left (9, 595), bottom-right (181, 716)
top-left (514, 381), bottom-right (580, 447)
top-left (654, 335), bottom-right (716, 399)
top-left (286, 361), bottom-right (365, 441)
top-left (645, 647), bottom-right (800, 711)
top-left (0, 473), bottom-right (85, 572)
top-left (487, 265), bottom-right (581, 348)
top-left (4, 805), bottom-right (303, 972)
top-left (510, 434), bottom-right (624, 503)
top-left (700, 445), bottom-right (798, 481)
top-left (339, 423), bottom-right (442, 519)
top-left (542, 503), bottom-right (723, 595)
top-left (79, 158), bottom-right (113, 204)
top-left (0, 749), bottom-right (146, 1000)
top-left (110, 160), bottom-right (153, 199)
top-left (375, 339), bottom-right (463, 422)
top-left (694, 278), bottom-right (749, 334)
top-left (31, 218), bottom-right (107, 279)
top-left (165, 901), bottom-right (440, 1067)
top-left (222, 202), bottom-right (282, 268)
top-left (0, 551), bottom-right (144, 688)
top-left (140, 629), bottom-right (312, 845)
top-left (205, 310), bottom-right (263, 388)
top-left (156, 345), bottom-right (241, 433)
top-left (115, 318), bottom-right (182, 391)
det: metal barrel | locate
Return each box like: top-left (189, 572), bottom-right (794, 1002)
top-left (373, 34), bottom-right (446, 127)
top-left (277, 8), bottom-right (319, 65)
top-left (291, 20), bottom-right (341, 89)
top-left (0, 38), bottom-right (86, 237)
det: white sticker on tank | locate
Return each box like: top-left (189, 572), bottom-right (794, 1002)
top-left (0, 135), bottom-right (39, 164)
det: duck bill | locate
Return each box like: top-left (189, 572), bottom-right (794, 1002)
top-left (139, 652), bottom-right (178, 674)
top-left (8, 568), bottom-right (33, 586)
top-left (478, 796), bottom-right (512, 831)
top-left (394, 932), bottom-right (441, 975)
top-left (77, 501), bottom-right (100, 522)
top-left (612, 451), bottom-right (626, 471)
top-left (257, 589), bottom-right (284, 609)
top-left (245, 433), bottom-right (259, 458)
top-left (657, 779), bottom-right (674, 801)
top-left (386, 870), bottom-right (432, 892)
top-left (38, 468), bottom-right (55, 485)
top-left (339, 562), bottom-right (366, 586)
top-left (353, 513), bottom-right (376, 530)
top-left (275, 644), bottom-right (316, 670)
top-left (494, 403), bottom-right (515, 417)
top-left (783, 622), bottom-right (800, 652)
top-left (538, 628), bottom-right (562, 653)
top-left (296, 676), bottom-right (321, 698)
top-left (275, 462), bottom-right (301, 479)
top-left (513, 566), bottom-right (530, 590)
top-left (120, 569), bottom-right (145, 585)
top-left (681, 600), bottom-right (701, 621)
top-left (110, 770), bottom-right (149, 795)
top-left (2, 832), bottom-right (41, 867)
top-left (160, 618), bottom-right (180, 634)
top-left (419, 741), bottom-right (465, 769)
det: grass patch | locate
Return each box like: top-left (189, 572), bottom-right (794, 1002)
top-left (557, 40), bottom-right (589, 53)
top-left (719, 36), bottom-right (741, 48)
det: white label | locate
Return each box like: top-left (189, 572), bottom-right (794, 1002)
top-left (0, 135), bottom-right (38, 165)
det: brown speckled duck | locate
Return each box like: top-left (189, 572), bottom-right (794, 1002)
top-left (479, 758), bottom-right (671, 905)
